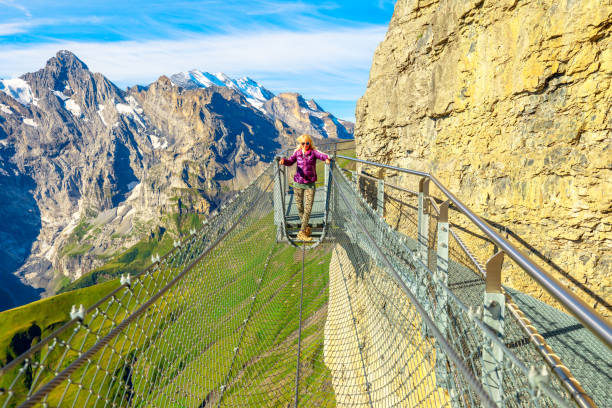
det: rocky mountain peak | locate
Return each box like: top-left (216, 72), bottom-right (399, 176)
top-left (0, 50), bottom-right (349, 311)
top-left (24, 50), bottom-right (90, 92)
top-left (166, 71), bottom-right (354, 140)
top-left (150, 75), bottom-right (174, 91)
top-left (169, 70), bottom-right (275, 111)
top-left (306, 99), bottom-right (324, 111)
top-left (52, 50), bottom-right (89, 71)
top-left (264, 92), bottom-right (353, 140)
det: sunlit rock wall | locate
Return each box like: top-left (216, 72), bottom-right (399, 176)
top-left (356, 0), bottom-right (611, 316)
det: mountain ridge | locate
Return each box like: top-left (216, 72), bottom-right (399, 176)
top-left (168, 68), bottom-right (354, 140)
top-left (0, 50), bottom-right (351, 311)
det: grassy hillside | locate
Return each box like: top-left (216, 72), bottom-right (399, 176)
top-left (0, 208), bottom-right (335, 406)
top-left (58, 212), bottom-right (204, 293)
top-left (0, 278), bottom-right (121, 401)
top-left (0, 151), bottom-right (357, 405)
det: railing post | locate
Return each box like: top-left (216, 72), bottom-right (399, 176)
top-left (435, 200), bottom-right (450, 385)
top-left (348, 170), bottom-right (359, 243)
top-left (377, 178), bottom-right (384, 218)
top-left (325, 159), bottom-right (333, 222)
top-left (274, 158), bottom-right (284, 242)
top-left (482, 251), bottom-right (505, 407)
top-left (351, 170), bottom-right (358, 191)
top-left (418, 178), bottom-right (430, 266)
top-left (417, 178), bottom-right (431, 338)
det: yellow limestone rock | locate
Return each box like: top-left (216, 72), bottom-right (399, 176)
top-left (356, 0), bottom-right (611, 317)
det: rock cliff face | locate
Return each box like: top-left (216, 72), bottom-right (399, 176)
top-left (264, 93), bottom-right (353, 140)
top-left (169, 70), bottom-right (354, 140)
top-left (0, 51), bottom-right (299, 309)
top-left (0, 51), bottom-right (151, 304)
top-left (356, 0), bottom-right (611, 315)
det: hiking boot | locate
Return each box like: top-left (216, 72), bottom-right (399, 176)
top-left (296, 230), bottom-right (312, 242)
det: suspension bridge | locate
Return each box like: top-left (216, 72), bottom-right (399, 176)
top-left (0, 141), bottom-right (610, 407)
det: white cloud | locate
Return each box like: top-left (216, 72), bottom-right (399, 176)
top-left (0, 26), bottom-right (386, 97)
top-left (0, 0), bottom-right (31, 17)
top-left (0, 22), bottom-right (28, 36)
top-left (244, 1), bottom-right (340, 16)
top-left (0, 17), bottom-right (108, 37)
top-left (0, 25), bottom-right (387, 120)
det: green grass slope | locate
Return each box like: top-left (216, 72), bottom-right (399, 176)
top-left (0, 208), bottom-right (335, 406)
top-left (59, 213), bottom-right (204, 293)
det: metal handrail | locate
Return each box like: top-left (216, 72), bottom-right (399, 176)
top-left (331, 166), bottom-right (499, 408)
top-left (337, 154), bottom-right (612, 350)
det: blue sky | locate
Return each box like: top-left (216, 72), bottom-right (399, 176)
top-left (0, 1), bottom-right (396, 121)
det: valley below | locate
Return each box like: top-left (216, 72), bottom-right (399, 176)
top-left (0, 50), bottom-right (353, 311)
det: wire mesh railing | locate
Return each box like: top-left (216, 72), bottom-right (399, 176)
top-left (1, 143), bottom-right (609, 407)
top-left (0, 165), bottom-right (279, 407)
top-left (340, 158), bottom-right (610, 408)
top-left (329, 164), bottom-right (577, 408)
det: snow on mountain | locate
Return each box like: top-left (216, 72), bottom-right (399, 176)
top-left (0, 78), bottom-right (34, 106)
top-left (52, 90), bottom-right (69, 101)
top-left (65, 99), bottom-right (82, 117)
top-left (0, 103), bottom-right (13, 115)
top-left (22, 118), bottom-right (38, 127)
top-left (169, 70), bottom-right (274, 111)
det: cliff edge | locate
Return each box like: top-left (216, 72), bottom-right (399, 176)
top-left (356, 0), bottom-right (611, 316)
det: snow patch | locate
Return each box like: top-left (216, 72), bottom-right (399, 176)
top-left (23, 118), bottom-right (38, 127)
top-left (52, 90), bottom-right (69, 101)
top-left (323, 121), bottom-right (333, 137)
top-left (170, 70), bottom-right (273, 112)
top-left (0, 78), bottom-right (33, 106)
top-left (126, 95), bottom-right (144, 114)
top-left (116, 102), bottom-right (145, 128)
top-left (246, 98), bottom-right (264, 111)
top-left (127, 181), bottom-right (139, 191)
top-left (115, 103), bottom-right (133, 114)
top-left (0, 103), bottom-right (12, 114)
top-left (149, 134), bottom-right (168, 149)
top-left (65, 99), bottom-right (82, 117)
top-left (97, 104), bottom-right (108, 127)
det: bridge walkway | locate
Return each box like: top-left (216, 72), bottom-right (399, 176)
top-left (0, 141), bottom-right (610, 408)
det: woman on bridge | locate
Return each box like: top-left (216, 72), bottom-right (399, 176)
top-left (279, 134), bottom-right (330, 242)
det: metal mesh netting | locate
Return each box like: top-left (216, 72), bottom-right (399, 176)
top-left (355, 164), bottom-right (610, 407)
top-left (0, 162), bottom-right (340, 407)
top-left (0, 156), bottom-right (598, 408)
top-left (330, 165), bottom-right (575, 408)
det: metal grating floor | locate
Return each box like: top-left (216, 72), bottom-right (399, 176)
top-left (507, 287), bottom-right (612, 407)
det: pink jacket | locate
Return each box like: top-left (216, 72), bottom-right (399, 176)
top-left (282, 149), bottom-right (329, 184)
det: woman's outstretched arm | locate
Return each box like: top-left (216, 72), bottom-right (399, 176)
top-left (280, 149), bottom-right (299, 166)
top-left (313, 150), bottom-right (330, 163)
